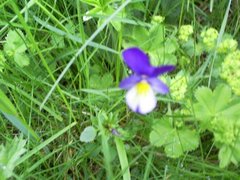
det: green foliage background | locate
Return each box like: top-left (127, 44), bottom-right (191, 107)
top-left (1, 0), bottom-right (240, 179)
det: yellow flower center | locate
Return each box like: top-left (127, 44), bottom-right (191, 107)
top-left (136, 81), bottom-right (151, 95)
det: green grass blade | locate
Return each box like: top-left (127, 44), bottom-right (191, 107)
top-left (40, 0), bottom-right (132, 110)
top-left (33, 16), bottom-right (118, 54)
top-left (0, 0), bottom-right (36, 35)
top-left (0, 89), bottom-right (39, 141)
top-left (16, 121), bottom-right (77, 165)
top-left (98, 115), bottom-right (113, 179)
top-left (208, 0), bottom-right (232, 87)
top-left (115, 137), bottom-right (131, 180)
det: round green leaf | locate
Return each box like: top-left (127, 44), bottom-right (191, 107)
top-left (80, 126), bottom-right (97, 143)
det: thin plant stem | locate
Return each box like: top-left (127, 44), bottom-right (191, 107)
top-left (115, 137), bottom-right (131, 180)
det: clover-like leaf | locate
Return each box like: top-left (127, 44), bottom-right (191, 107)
top-left (150, 51), bottom-right (177, 66)
top-left (195, 84), bottom-right (231, 115)
top-left (149, 119), bottom-right (175, 147)
top-left (212, 84), bottom-right (231, 112)
top-left (195, 87), bottom-right (215, 114)
top-left (150, 118), bottom-right (199, 158)
top-left (193, 84), bottom-right (240, 168)
top-left (181, 39), bottom-right (199, 57)
top-left (3, 29), bottom-right (30, 67)
top-left (164, 128), bottom-right (199, 158)
top-left (80, 126), bottom-right (97, 143)
top-left (132, 26), bottom-right (150, 50)
top-left (4, 29), bottom-right (27, 55)
top-left (193, 84), bottom-right (235, 130)
top-left (148, 24), bottom-right (164, 51)
top-left (221, 99), bottom-right (240, 119)
top-left (14, 53), bottom-right (30, 67)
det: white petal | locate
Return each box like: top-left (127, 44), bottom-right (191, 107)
top-left (126, 86), bottom-right (157, 114)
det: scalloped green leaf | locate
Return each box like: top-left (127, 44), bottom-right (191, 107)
top-left (193, 84), bottom-right (237, 130)
top-left (218, 145), bottom-right (232, 168)
top-left (132, 26), bottom-right (150, 50)
top-left (213, 84), bottom-right (231, 112)
top-left (164, 128), bottom-right (199, 158)
top-left (4, 29), bottom-right (27, 55)
top-left (14, 53), bottom-right (30, 67)
top-left (221, 99), bottom-right (240, 119)
top-left (150, 119), bottom-right (199, 158)
top-left (194, 84), bottom-right (231, 115)
top-left (195, 87), bottom-right (214, 114)
top-left (149, 119), bottom-right (175, 147)
top-left (148, 24), bottom-right (164, 51)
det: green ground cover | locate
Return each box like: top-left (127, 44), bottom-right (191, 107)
top-left (1, 0), bottom-right (240, 179)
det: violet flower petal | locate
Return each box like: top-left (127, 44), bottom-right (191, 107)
top-left (151, 65), bottom-right (175, 77)
top-left (119, 75), bottom-right (142, 90)
top-left (147, 78), bottom-right (169, 94)
top-left (122, 47), bottom-right (153, 75)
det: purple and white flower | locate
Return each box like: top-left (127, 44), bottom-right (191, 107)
top-left (119, 47), bottom-right (175, 114)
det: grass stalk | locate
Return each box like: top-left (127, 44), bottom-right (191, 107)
top-left (114, 137), bottom-right (131, 180)
top-left (40, 0), bottom-right (132, 109)
top-left (98, 116), bottom-right (113, 179)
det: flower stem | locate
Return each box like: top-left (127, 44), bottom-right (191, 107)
top-left (114, 137), bottom-right (131, 180)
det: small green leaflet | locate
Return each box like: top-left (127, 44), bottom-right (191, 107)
top-left (80, 126), bottom-right (97, 143)
top-left (14, 53), bottom-right (29, 67)
top-left (3, 29), bottom-right (30, 67)
top-left (149, 118), bottom-right (199, 158)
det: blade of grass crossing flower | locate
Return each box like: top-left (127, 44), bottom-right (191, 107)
top-left (40, 0), bottom-right (132, 110)
top-left (208, 0), bottom-right (232, 87)
top-left (115, 137), bottom-right (131, 180)
top-left (16, 122), bottom-right (77, 165)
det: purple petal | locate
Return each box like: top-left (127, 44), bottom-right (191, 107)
top-left (147, 78), bottom-right (169, 94)
top-left (122, 47), bottom-right (153, 75)
top-left (151, 65), bottom-right (175, 77)
top-left (119, 75), bottom-right (142, 90)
